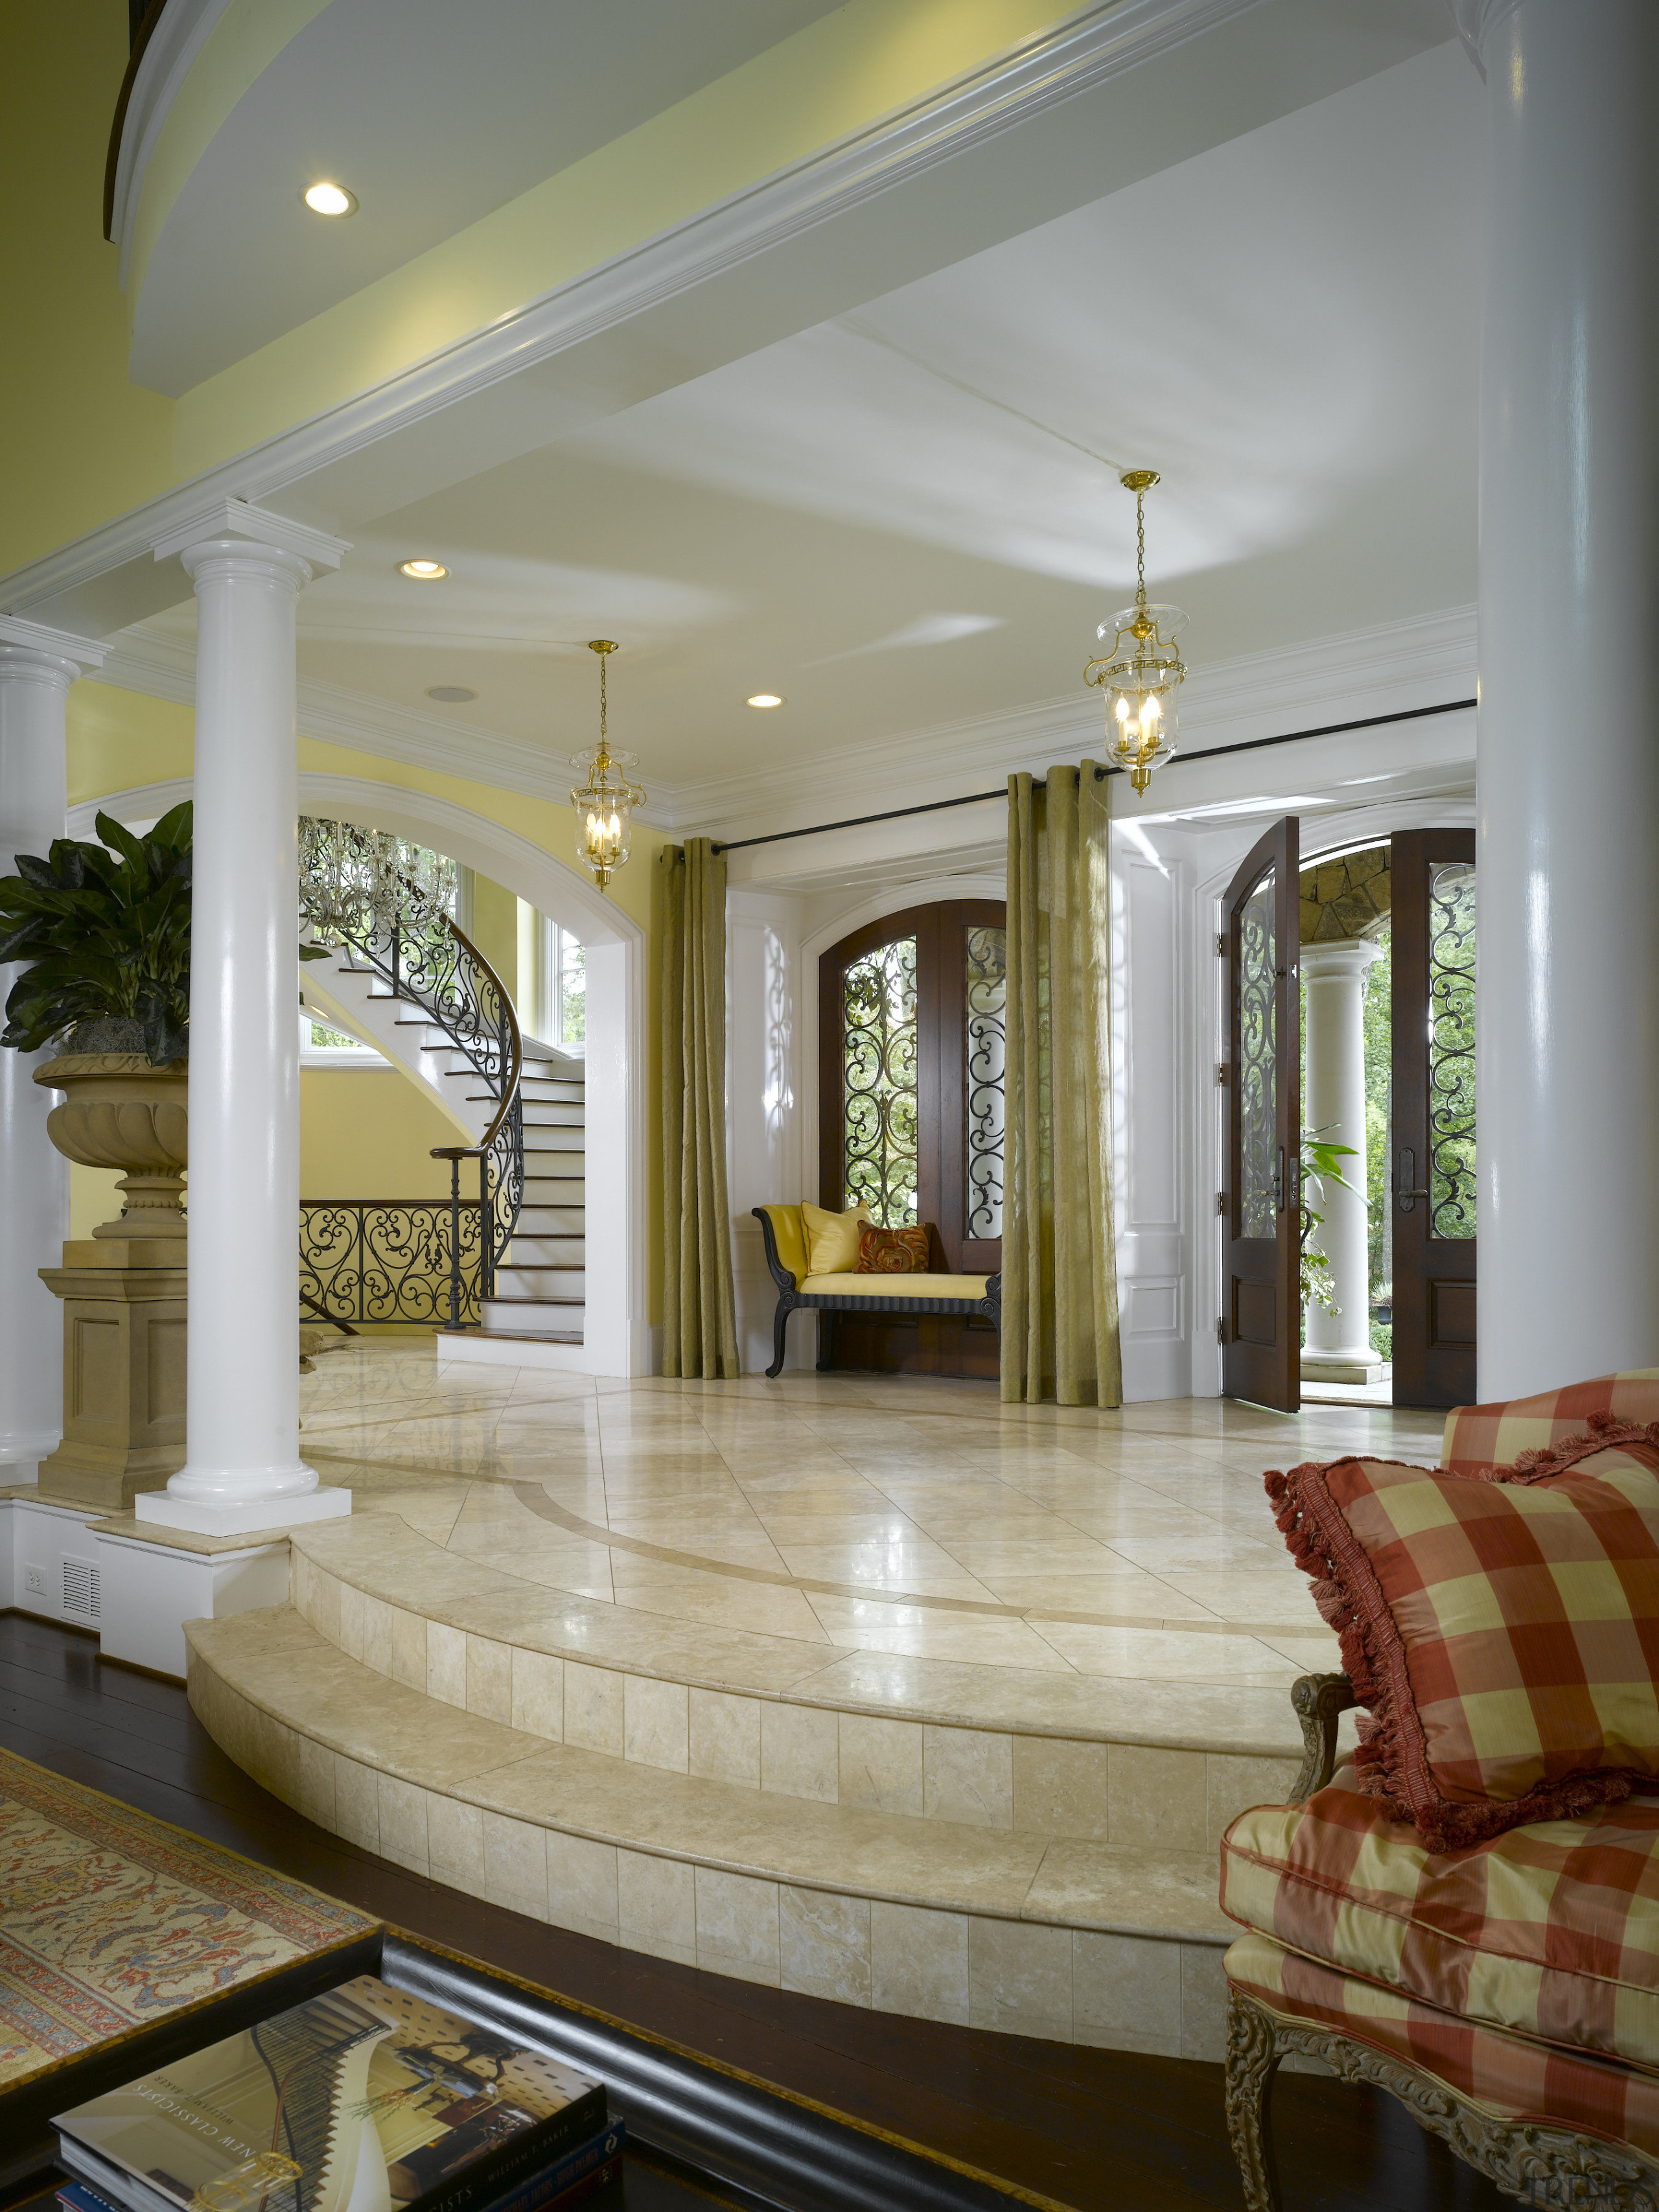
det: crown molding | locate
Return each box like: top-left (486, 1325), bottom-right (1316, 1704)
top-left (97, 621), bottom-right (686, 823)
top-left (673, 603), bottom-right (1479, 846)
top-left (7, 0), bottom-right (1271, 636)
top-left (93, 601), bottom-right (1476, 848)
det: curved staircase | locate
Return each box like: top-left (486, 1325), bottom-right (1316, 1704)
top-left (301, 906), bottom-right (588, 1356)
top-left (185, 1495), bottom-right (1347, 2056)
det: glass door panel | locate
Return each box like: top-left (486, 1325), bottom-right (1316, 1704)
top-left (1391, 830), bottom-right (1477, 1406)
top-left (1223, 817), bottom-right (1301, 1412)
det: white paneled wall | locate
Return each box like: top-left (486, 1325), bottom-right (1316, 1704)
top-left (727, 889), bottom-right (807, 1374)
top-left (1113, 839), bottom-right (1191, 1401)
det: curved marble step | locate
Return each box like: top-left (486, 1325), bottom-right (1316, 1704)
top-left (289, 1513), bottom-right (1321, 1852)
top-left (187, 1604), bottom-right (1232, 2055)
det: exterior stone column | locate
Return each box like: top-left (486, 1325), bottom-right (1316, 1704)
top-left (1458, 0), bottom-right (1659, 1395)
top-left (137, 505), bottom-right (352, 1535)
top-left (0, 618), bottom-right (106, 1479)
top-left (1301, 938), bottom-right (1382, 1384)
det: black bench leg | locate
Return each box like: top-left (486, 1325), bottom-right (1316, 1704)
top-left (767, 1297), bottom-right (791, 1379)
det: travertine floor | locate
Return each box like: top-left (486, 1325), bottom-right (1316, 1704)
top-left (297, 1344), bottom-right (1443, 1705)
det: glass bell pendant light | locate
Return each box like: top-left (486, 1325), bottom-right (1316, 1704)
top-left (570, 639), bottom-right (645, 892)
top-left (1085, 470), bottom-right (1189, 797)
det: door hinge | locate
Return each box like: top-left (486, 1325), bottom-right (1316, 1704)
top-left (1215, 1062), bottom-right (1229, 1086)
top-left (1216, 1316), bottom-right (1227, 1344)
top-left (1216, 1191), bottom-right (1227, 1215)
top-left (1215, 931), bottom-right (1227, 957)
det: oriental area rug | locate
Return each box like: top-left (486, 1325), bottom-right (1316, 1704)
top-left (0, 1746), bottom-right (374, 2086)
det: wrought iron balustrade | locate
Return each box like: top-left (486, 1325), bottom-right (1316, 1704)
top-left (301, 1199), bottom-right (482, 1327)
top-left (298, 819), bottom-right (524, 1331)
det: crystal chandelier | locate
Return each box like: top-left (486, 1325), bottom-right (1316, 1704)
top-left (298, 817), bottom-right (456, 940)
top-left (570, 640), bottom-right (645, 892)
top-left (1085, 469), bottom-right (1189, 797)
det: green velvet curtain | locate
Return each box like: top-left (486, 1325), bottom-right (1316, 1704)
top-left (1001, 762), bottom-right (1122, 1406)
top-left (660, 837), bottom-right (740, 1379)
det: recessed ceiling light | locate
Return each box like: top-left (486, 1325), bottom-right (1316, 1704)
top-left (425, 685), bottom-right (476, 703)
top-left (304, 181), bottom-right (357, 216)
top-left (746, 693), bottom-right (784, 708)
top-left (398, 559), bottom-right (448, 581)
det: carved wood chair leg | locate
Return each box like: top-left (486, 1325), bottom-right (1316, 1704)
top-left (1225, 1988), bottom-right (1284, 2212)
top-left (767, 1299), bottom-right (791, 1379)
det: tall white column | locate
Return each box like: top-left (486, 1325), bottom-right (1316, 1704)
top-left (138, 507), bottom-right (351, 1533)
top-left (1459, 0), bottom-right (1659, 1396)
top-left (1300, 938), bottom-right (1382, 1383)
top-left (0, 620), bottom-right (106, 1478)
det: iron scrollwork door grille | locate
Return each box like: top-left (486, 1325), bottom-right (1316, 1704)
top-left (1222, 815), bottom-right (1301, 1414)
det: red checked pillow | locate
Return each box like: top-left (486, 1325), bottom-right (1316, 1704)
top-left (1266, 1428), bottom-right (1659, 1849)
top-left (855, 1222), bottom-right (929, 1274)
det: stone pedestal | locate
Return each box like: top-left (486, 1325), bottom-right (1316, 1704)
top-left (36, 1239), bottom-right (187, 1511)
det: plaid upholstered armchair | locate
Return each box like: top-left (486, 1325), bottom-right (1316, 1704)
top-left (1222, 1371), bottom-right (1659, 2211)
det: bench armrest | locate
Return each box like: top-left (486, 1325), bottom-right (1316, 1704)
top-left (751, 1206), bottom-right (798, 1294)
top-left (1289, 1671), bottom-right (1356, 1803)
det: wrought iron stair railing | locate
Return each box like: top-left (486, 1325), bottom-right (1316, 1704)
top-left (297, 821), bottom-right (523, 1333)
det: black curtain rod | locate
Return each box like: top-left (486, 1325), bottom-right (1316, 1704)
top-left (707, 694), bottom-right (1476, 856)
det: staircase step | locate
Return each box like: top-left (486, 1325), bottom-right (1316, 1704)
top-left (517, 1218), bottom-right (584, 1242)
top-left (502, 1236), bottom-right (585, 1264)
top-left (187, 1604), bottom-right (1229, 2045)
top-left (496, 1268), bottom-right (586, 1296)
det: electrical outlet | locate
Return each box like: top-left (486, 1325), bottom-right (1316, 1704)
top-left (23, 1564), bottom-right (46, 1595)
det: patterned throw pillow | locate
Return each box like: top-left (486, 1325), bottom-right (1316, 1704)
top-left (855, 1222), bottom-right (930, 1274)
top-left (1265, 1440), bottom-right (1659, 1849)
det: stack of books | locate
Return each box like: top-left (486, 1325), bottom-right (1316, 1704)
top-left (51, 1973), bottom-right (624, 2212)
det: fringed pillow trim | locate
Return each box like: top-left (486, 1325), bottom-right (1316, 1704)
top-left (1465, 1414), bottom-right (1659, 1485)
top-left (1263, 1456), bottom-right (1643, 1853)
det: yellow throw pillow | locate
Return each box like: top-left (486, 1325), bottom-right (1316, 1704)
top-left (801, 1199), bottom-right (871, 1275)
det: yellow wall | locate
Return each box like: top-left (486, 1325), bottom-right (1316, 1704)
top-left (467, 872), bottom-right (518, 1005)
top-left (64, 679), bottom-right (668, 1325)
top-left (299, 1067), bottom-right (455, 1198)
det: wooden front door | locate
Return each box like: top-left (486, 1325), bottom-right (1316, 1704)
top-left (1389, 829), bottom-right (1477, 1408)
top-left (818, 899), bottom-right (1005, 1376)
top-left (1222, 818), bottom-right (1301, 1412)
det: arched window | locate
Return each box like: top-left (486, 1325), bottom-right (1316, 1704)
top-left (818, 898), bottom-right (1006, 1279)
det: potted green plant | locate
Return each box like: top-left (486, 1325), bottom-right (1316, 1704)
top-left (0, 804), bottom-right (194, 1240)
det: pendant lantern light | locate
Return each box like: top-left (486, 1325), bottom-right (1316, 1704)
top-left (1085, 470), bottom-right (1189, 797)
top-left (570, 640), bottom-right (645, 892)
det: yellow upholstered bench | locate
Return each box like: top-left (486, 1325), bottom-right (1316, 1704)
top-left (751, 1204), bottom-right (1002, 1377)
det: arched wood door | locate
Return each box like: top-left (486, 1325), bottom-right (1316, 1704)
top-left (818, 899), bottom-right (1005, 1373)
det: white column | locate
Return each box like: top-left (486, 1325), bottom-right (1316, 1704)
top-left (0, 620), bottom-right (106, 1478)
top-left (1459, 0), bottom-right (1659, 1396)
top-left (138, 509), bottom-right (350, 1533)
top-left (1301, 938), bottom-right (1381, 1383)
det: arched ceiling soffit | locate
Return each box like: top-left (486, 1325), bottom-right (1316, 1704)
top-left (117, 0), bottom-right (842, 397)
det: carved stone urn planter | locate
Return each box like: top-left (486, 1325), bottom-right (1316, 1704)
top-left (34, 1051), bottom-right (188, 1239)
top-left (30, 1049), bottom-right (189, 1511)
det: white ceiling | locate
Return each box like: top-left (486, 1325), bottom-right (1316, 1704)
top-left (130, 0), bottom-right (842, 393)
top-left (139, 36), bottom-right (1481, 813)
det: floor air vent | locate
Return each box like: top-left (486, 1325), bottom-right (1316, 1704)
top-left (62, 1555), bottom-right (101, 1622)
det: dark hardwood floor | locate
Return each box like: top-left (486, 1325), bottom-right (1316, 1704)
top-left (0, 1614), bottom-right (1505, 2212)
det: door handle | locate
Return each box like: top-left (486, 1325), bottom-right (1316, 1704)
top-left (1395, 1148), bottom-right (1430, 1211)
top-left (1275, 1146), bottom-right (1285, 1214)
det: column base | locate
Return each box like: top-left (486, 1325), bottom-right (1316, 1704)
top-left (1301, 1349), bottom-right (1384, 1385)
top-left (135, 1487), bottom-right (351, 1536)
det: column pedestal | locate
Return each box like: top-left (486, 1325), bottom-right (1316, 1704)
top-left (36, 1239), bottom-right (187, 1511)
top-left (1300, 937), bottom-right (1383, 1384)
